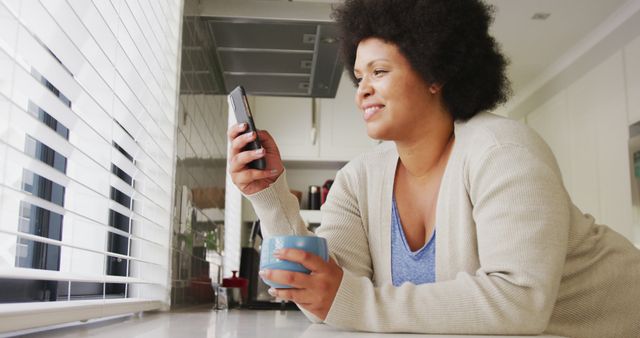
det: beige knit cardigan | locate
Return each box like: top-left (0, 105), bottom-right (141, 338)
top-left (247, 112), bottom-right (640, 338)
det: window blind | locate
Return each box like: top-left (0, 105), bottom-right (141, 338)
top-left (0, 0), bottom-right (182, 333)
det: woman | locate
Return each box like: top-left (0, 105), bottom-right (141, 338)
top-left (227, 0), bottom-right (640, 336)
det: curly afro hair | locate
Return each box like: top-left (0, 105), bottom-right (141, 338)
top-left (332, 0), bottom-right (511, 121)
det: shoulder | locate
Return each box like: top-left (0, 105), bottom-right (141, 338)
top-left (456, 112), bottom-right (541, 148)
top-left (457, 113), bottom-right (556, 161)
top-left (456, 112), bottom-right (562, 179)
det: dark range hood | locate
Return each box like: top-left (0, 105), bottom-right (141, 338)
top-left (180, 16), bottom-right (343, 98)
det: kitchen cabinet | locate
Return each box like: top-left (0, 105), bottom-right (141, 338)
top-left (250, 72), bottom-right (376, 162)
top-left (624, 34), bottom-right (640, 125)
top-left (318, 73), bottom-right (378, 161)
top-left (252, 95), bottom-right (319, 160)
top-left (527, 51), bottom-right (633, 241)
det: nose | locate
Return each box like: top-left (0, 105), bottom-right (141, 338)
top-left (355, 76), bottom-right (373, 104)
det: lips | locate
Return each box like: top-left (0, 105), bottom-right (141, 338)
top-left (363, 104), bottom-right (385, 121)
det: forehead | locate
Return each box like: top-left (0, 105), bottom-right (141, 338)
top-left (354, 38), bottom-right (404, 69)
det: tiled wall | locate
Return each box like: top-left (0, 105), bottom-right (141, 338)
top-left (170, 14), bottom-right (229, 306)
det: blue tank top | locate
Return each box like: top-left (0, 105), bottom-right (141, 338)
top-left (391, 196), bottom-right (436, 286)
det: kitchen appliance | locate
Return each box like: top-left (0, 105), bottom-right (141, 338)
top-left (308, 185), bottom-right (321, 210)
top-left (181, 15), bottom-right (343, 98)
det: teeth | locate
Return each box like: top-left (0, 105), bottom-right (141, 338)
top-left (365, 106), bottom-right (381, 115)
top-left (363, 105), bottom-right (383, 121)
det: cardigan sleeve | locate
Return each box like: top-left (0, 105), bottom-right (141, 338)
top-left (244, 170), bottom-right (313, 238)
top-left (322, 144), bottom-right (570, 334)
top-left (315, 167), bottom-right (374, 280)
top-left (246, 165), bottom-right (374, 324)
top-left (246, 166), bottom-right (374, 278)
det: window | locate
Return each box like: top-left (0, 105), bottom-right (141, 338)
top-left (17, 202), bottom-right (63, 238)
top-left (0, 279), bottom-right (68, 303)
top-left (15, 202), bottom-right (63, 271)
top-left (108, 209), bottom-right (131, 233)
top-left (113, 142), bottom-right (134, 162)
top-left (110, 187), bottom-right (132, 209)
top-left (25, 136), bottom-right (67, 173)
top-left (111, 164), bottom-right (133, 186)
top-left (22, 170), bottom-right (66, 207)
top-left (114, 119), bottom-right (134, 140)
top-left (32, 69), bottom-right (71, 108)
top-left (15, 239), bottom-right (61, 271)
top-left (27, 102), bottom-right (70, 140)
top-left (0, 0), bottom-right (179, 329)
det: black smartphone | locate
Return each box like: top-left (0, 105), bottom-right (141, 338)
top-left (228, 85), bottom-right (267, 170)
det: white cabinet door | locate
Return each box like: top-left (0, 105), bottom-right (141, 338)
top-left (319, 73), bottom-right (376, 161)
top-left (625, 34), bottom-right (640, 125)
top-left (526, 90), bottom-right (572, 193)
top-left (567, 52), bottom-right (632, 239)
top-left (526, 52), bottom-right (633, 241)
top-left (251, 95), bottom-right (319, 160)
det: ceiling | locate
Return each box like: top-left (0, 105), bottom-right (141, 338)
top-left (186, 0), bottom-right (632, 98)
top-left (487, 0), bottom-right (630, 93)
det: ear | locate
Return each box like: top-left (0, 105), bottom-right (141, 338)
top-left (429, 84), bottom-right (443, 94)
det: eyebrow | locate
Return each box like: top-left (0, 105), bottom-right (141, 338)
top-left (353, 58), bottom-right (390, 73)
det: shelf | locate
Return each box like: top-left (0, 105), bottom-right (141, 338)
top-left (195, 207), bottom-right (224, 223)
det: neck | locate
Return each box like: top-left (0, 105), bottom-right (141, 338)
top-left (395, 114), bottom-right (455, 182)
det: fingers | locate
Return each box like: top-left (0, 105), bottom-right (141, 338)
top-left (273, 248), bottom-right (327, 273)
top-left (268, 288), bottom-right (313, 306)
top-left (227, 122), bottom-right (247, 141)
top-left (230, 130), bottom-right (257, 155)
top-left (231, 168), bottom-right (279, 186)
top-left (260, 269), bottom-right (312, 289)
top-left (228, 147), bottom-right (265, 173)
top-left (228, 123), bottom-right (260, 161)
top-left (260, 254), bottom-right (343, 321)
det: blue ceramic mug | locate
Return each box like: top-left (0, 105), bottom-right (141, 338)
top-left (260, 235), bottom-right (329, 288)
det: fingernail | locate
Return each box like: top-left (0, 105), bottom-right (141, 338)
top-left (255, 148), bottom-right (264, 155)
top-left (238, 123), bottom-right (247, 130)
top-left (270, 169), bottom-right (279, 176)
top-left (273, 249), bottom-right (281, 256)
top-left (268, 288), bottom-right (276, 296)
top-left (258, 270), bottom-right (266, 277)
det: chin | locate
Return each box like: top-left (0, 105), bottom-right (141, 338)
top-left (365, 124), bottom-right (393, 141)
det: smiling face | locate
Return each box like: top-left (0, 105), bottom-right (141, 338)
top-left (353, 38), bottom-right (447, 141)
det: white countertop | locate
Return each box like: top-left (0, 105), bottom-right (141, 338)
top-left (214, 310), bottom-right (567, 338)
top-left (16, 308), bottom-right (568, 338)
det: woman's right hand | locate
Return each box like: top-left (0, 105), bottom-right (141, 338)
top-left (227, 123), bottom-right (284, 195)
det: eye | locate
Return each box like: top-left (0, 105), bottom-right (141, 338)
top-left (373, 69), bottom-right (387, 76)
top-left (354, 77), bottom-right (362, 86)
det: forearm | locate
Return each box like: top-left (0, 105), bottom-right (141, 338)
top-left (244, 171), bottom-right (313, 238)
top-left (324, 269), bottom-right (554, 334)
